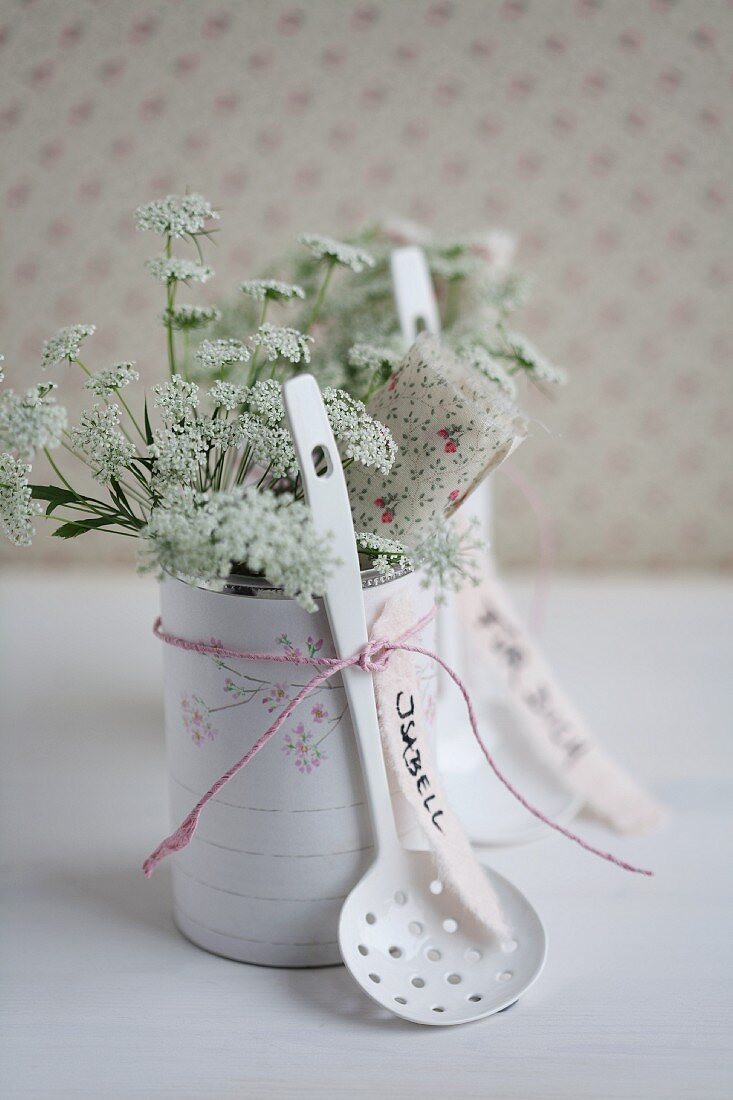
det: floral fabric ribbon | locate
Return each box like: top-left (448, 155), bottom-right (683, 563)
top-left (346, 334), bottom-right (523, 542)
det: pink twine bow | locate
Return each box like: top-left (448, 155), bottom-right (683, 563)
top-left (144, 609), bottom-right (653, 879)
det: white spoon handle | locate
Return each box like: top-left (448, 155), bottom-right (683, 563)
top-left (283, 374), bottom-right (399, 856)
top-left (390, 245), bottom-right (441, 345)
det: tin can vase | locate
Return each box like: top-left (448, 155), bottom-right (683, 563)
top-left (159, 568), bottom-right (436, 967)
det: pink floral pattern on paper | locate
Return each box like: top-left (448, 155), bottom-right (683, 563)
top-left (181, 694), bottom-right (218, 745)
top-left (282, 722), bottom-right (328, 774)
top-left (262, 681), bottom-right (289, 713)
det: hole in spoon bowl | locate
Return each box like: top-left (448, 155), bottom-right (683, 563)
top-left (389, 946), bottom-right (402, 958)
top-left (395, 996), bottom-right (407, 1005)
top-left (442, 918), bottom-right (458, 934)
top-left (409, 921), bottom-right (423, 936)
top-left (447, 973), bottom-right (462, 985)
top-left (394, 891), bottom-right (407, 905)
top-left (465, 947), bottom-right (482, 963)
top-left (411, 976), bottom-right (425, 988)
top-left (468, 994), bottom-right (482, 1003)
top-left (426, 948), bottom-right (442, 962)
top-left (357, 944), bottom-right (368, 956)
top-left (365, 912), bottom-right (376, 925)
top-left (429, 880), bottom-right (443, 895)
top-left (369, 973), bottom-right (381, 984)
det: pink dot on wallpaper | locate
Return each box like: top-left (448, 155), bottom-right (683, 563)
top-left (352, 5), bottom-right (379, 30)
top-left (277, 10), bottom-right (304, 36)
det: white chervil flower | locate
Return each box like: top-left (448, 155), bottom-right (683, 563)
top-left (504, 332), bottom-right (567, 385)
top-left (347, 343), bottom-right (402, 373)
top-left (0, 452), bottom-right (41, 545)
top-left (195, 339), bottom-right (250, 372)
top-left (148, 423), bottom-right (207, 488)
top-left (0, 383), bottom-right (67, 458)
top-left (412, 515), bottom-right (483, 600)
top-left (355, 532), bottom-right (411, 578)
top-left (322, 387), bottom-right (396, 474)
top-left (152, 376), bottom-right (199, 423)
top-left (298, 234), bottom-right (375, 273)
top-left (165, 304), bottom-right (222, 331)
top-left (135, 193), bottom-right (220, 238)
top-left (85, 362), bottom-right (140, 398)
top-left (140, 486), bottom-right (334, 610)
top-left (247, 378), bottom-right (285, 426)
top-left (251, 323), bottom-right (312, 365)
top-left (239, 416), bottom-right (298, 480)
top-left (70, 404), bottom-right (135, 485)
top-left (145, 255), bottom-right (213, 284)
top-left (41, 324), bottom-right (96, 369)
top-left (460, 345), bottom-right (517, 398)
top-left (239, 279), bottom-right (305, 303)
top-left (209, 380), bottom-right (250, 410)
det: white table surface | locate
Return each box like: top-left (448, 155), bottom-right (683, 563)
top-left (1, 571), bottom-right (731, 1100)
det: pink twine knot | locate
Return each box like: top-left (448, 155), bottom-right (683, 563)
top-left (356, 636), bottom-right (392, 674)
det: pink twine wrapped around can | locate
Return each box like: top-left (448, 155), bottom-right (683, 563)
top-left (144, 606), bottom-right (653, 880)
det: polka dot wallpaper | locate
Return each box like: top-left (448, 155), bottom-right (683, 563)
top-left (1, 0), bottom-right (731, 570)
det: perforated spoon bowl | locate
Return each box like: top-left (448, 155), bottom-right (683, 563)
top-left (283, 374), bottom-right (547, 1025)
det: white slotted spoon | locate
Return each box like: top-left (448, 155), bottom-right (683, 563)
top-left (283, 374), bottom-right (546, 1026)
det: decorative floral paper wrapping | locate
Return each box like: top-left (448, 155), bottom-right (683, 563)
top-left (346, 334), bottom-right (524, 544)
top-left (371, 591), bottom-right (508, 938)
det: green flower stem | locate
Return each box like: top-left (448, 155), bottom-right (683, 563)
top-left (246, 299), bottom-right (269, 386)
top-left (165, 234), bottom-right (177, 377)
top-left (43, 448), bottom-right (75, 492)
top-left (116, 390), bottom-right (146, 442)
top-left (304, 259), bottom-right (336, 332)
top-left (443, 277), bottom-right (462, 329)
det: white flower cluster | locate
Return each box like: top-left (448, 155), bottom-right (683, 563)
top-left (347, 344), bottom-right (402, 373)
top-left (0, 452), bottom-right (40, 545)
top-left (412, 516), bottom-right (483, 600)
top-left (70, 404), bottom-right (135, 485)
top-left (355, 531), bottom-right (411, 578)
top-left (322, 387), bottom-right (397, 475)
top-left (145, 255), bottom-right (213, 284)
top-left (460, 345), bottom-right (517, 398)
top-left (41, 324), bottom-right (95, 369)
top-left (148, 424), bottom-right (207, 488)
top-left (85, 362), bottom-right (140, 398)
top-left (504, 332), bottom-right (567, 385)
top-left (239, 416), bottom-right (298, 480)
top-left (195, 339), bottom-right (250, 372)
top-left (252, 323), bottom-right (312, 364)
top-left (298, 234), bottom-right (375, 273)
top-left (209, 381), bottom-right (249, 410)
top-left (239, 279), bottom-right (305, 303)
top-left (152, 376), bottom-right (199, 423)
top-left (165, 305), bottom-right (222, 330)
top-left (247, 378), bottom-right (284, 426)
top-left (135, 193), bottom-right (220, 238)
top-left (141, 487), bottom-right (334, 609)
top-left (0, 383), bottom-right (67, 458)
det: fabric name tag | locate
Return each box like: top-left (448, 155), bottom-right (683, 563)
top-left (456, 571), bottom-right (664, 835)
top-left (371, 592), bottom-right (509, 937)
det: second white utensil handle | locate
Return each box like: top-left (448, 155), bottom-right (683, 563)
top-left (283, 375), bottom-right (400, 856)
